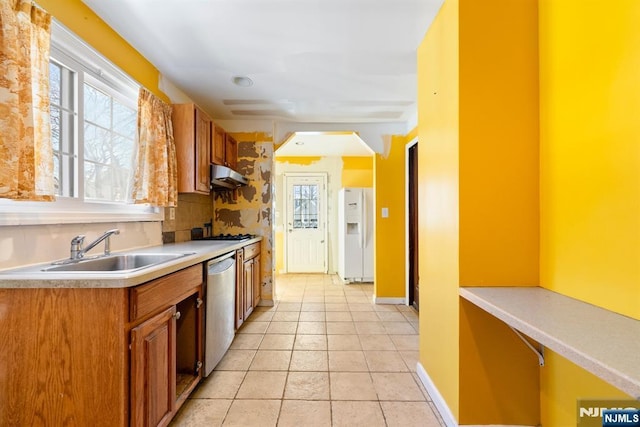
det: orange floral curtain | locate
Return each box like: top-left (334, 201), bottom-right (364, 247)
top-left (131, 88), bottom-right (177, 207)
top-left (0, 0), bottom-right (54, 201)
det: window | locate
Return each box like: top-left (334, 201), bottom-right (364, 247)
top-left (292, 184), bottom-right (319, 229)
top-left (0, 20), bottom-right (160, 225)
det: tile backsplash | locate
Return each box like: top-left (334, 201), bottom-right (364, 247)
top-left (162, 193), bottom-right (214, 242)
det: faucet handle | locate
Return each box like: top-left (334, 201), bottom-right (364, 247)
top-left (70, 235), bottom-right (85, 259)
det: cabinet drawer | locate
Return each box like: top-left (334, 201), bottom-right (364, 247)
top-left (130, 265), bottom-right (203, 322)
top-left (243, 242), bottom-right (260, 260)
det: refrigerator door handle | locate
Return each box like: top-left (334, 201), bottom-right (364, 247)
top-left (360, 190), bottom-right (365, 249)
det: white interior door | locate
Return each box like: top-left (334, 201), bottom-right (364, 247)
top-left (285, 174), bottom-right (327, 273)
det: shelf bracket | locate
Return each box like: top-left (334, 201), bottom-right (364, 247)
top-left (509, 326), bottom-right (545, 366)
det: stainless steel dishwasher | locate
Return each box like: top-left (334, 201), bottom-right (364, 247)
top-left (204, 251), bottom-right (236, 377)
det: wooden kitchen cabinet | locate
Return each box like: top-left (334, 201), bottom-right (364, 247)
top-left (253, 254), bottom-right (261, 307)
top-left (211, 123), bottom-right (238, 169)
top-left (0, 265), bottom-right (203, 427)
top-left (235, 242), bottom-right (261, 328)
top-left (130, 265), bottom-right (203, 427)
top-left (212, 123), bottom-right (225, 166)
top-left (172, 103), bottom-right (211, 194)
top-left (225, 133), bottom-right (238, 169)
top-left (235, 248), bottom-right (245, 329)
top-left (243, 257), bottom-right (254, 319)
top-left (130, 306), bottom-right (176, 427)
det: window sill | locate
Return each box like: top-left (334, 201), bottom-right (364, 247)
top-left (0, 199), bottom-right (163, 226)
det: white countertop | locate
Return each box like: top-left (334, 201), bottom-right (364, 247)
top-left (0, 237), bottom-right (262, 289)
top-left (459, 286), bottom-right (640, 398)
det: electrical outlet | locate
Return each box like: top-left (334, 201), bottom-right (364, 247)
top-left (381, 207), bottom-right (389, 218)
top-left (168, 207), bottom-right (175, 220)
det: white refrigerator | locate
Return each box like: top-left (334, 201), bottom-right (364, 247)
top-left (338, 187), bottom-right (374, 283)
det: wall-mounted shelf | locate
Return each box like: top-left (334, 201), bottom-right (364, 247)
top-left (459, 286), bottom-right (640, 398)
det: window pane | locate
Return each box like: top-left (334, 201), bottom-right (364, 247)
top-left (84, 123), bottom-right (111, 163)
top-left (112, 135), bottom-right (135, 169)
top-left (84, 84), bottom-right (111, 128)
top-left (50, 106), bottom-right (60, 151)
top-left (113, 101), bottom-right (136, 136)
top-left (85, 161), bottom-right (111, 201)
top-left (292, 184), bottom-right (319, 229)
top-left (49, 62), bottom-right (61, 105)
top-left (53, 155), bottom-right (60, 196)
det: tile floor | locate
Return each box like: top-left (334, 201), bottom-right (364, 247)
top-left (170, 274), bottom-right (445, 427)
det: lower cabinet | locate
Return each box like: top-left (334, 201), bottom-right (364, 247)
top-left (130, 306), bottom-right (176, 427)
top-left (130, 265), bottom-right (203, 427)
top-left (0, 264), bottom-right (203, 427)
top-left (235, 242), bottom-right (261, 329)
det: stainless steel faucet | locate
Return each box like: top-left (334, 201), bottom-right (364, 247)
top-left (70, 229), bottom-right (120, 260)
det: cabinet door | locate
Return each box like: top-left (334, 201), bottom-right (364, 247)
top-left (235, 249), bottom-right (244, 329)
top-left (224, 134), bottom-right (238, 169)
top-left (243, 259), bottom-right (254, 319)
top-left (195, 107), bottom-right (211, 194)
top-left (211, 124), bottom-right (225, 166)
top-left (252, 255), bottom-right (261, 307)
top-left (131, 306), bottom-right (177, 427)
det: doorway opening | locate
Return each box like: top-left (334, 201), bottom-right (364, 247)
top-left (406, 138), bottom-right (419, 310)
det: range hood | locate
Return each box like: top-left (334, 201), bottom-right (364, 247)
top-left (210, 164), bottom-right (249, 189)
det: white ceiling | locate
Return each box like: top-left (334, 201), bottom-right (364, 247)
top-left (276, 132), bottom-right (374, 157)
top-left (81, 0), bottom-right (443, 126)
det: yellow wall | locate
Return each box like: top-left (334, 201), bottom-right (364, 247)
top-left (418, 0), bottom-right (540, 423)
top-left (417, 0), bottom-right (460, 418)
top-left (538, 1), bottom-right (640, 424)
top-left (539, 0), bottom-right (640, 320)
top-left (374, 136), bottom-right (408, 298)
top-left (342, 156), bottom-right (373, 188)
top-left (458, 0), bottom-right (540, 287)
top-left (39, 0), bottom-right (167, 101)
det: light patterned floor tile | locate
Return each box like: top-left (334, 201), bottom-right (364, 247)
top-left (293, 334), bottom-right (327, 350)
top-left (381, 401), bottom-right (442, 427)
top-left (296, 321), bottom-right (326, 335)
top-left (222, 400), bottom-right (280, 427)
top-left (327, 334), bottom-right (362, 351)
top-left (235, 371), bottom-right (287, 399)
top-left (215, 350), bottom-right (256, 371)
top-left (170, 399), bottom-right (232, 426)
top-left (284, 372), bottom-right (330, 400)
top-left (249, 350), bottom-right (291, 371)
top-left (364, 350), bottom-right (409, 372)
top-left (289, 350), bottom-right (328, 371)
top-left (258, 334), bottom-right (295, 350)
top-left (278, 400), bottom-right (331, 427)
top-left (331, 401), bottom-right (386, 427)
top-left (359, 334), bottom-right (395, 350)
top-left (328, 350), bottom-right (369, 372)
top-left (371, 372), bottom-right (425, 401)
top-left (329, 372), bottom-right (377, 400)
top-left (191, 371), bottom-right (245, 398)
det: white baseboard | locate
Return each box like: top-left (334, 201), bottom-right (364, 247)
top-left (416, 362), bottom-right (458, 427)
top-left (373, 297), bottom-right (406, 304)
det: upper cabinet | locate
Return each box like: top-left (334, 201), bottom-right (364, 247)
top-left (211, 123), bottom-right (238, 170)
top-left (172, 104), bottom-right (211, 194)
top-left (225, 134), bottom-right (238, 170)
top-left (211, 124), bottom-right (225, 166)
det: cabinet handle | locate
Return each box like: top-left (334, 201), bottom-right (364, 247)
top-left (174, 311), bottom-right (181, 320)
top-left (196, 298), bottom-right (203, 308)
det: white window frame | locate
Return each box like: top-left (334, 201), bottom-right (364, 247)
top-left (0, 20), bottom-right (162, 226)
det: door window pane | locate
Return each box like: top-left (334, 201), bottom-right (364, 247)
top-left (292, 184), bottom-right (319, 229)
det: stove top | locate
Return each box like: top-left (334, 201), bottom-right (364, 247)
top-left (196, 233), bottom-right (255, 242)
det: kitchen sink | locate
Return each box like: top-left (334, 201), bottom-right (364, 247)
top-left (42, 253), bottom-right (194, 273)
